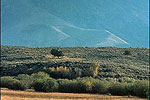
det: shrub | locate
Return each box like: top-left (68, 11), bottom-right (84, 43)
top-left (58, 77), bottom-right (96, 93)
top-left (77, 80), bottom-right (92, 93)
top-left (76, 77), bottom-right (96, 93)
top-left (8, 79), bottom-right (26, 90)
top-left (49, 67), bottom-right (82, 79)
top-left (105, 78), bottom-right (117, 83)
top-left (57, 79), bottom-right (78, 93)
top-left (92, 80), bottom-right (109, 94)
top-left (1, 76), bottom-right (14, 88)
top-left (68, 68), bottom-right (82, 79)
top-left (57, 79), bottom-right (70, 92)
top-left (49, 66), bottom-right (69, 79)
top-left (15, 74), bottom-right (33, 89)
top-left (83, 62), bottom-right (100, 77)
top-left (31, 72), bottom-right (50, 81)
top-left (118, 77), bottom-right (135, 83)
top-left (1, 76), bottom-right (26, 90)
top-left (108, 82), bottom-right (128, 96)
top-left (32, 78), bottom-right (58, 92)
top-left (125, 83), bottom-right (135, 96)
top-left (132, 80), bottom-right (149, 98)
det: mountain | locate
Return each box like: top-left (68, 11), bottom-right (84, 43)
top-left (1, 0), bottom-right (149, 47)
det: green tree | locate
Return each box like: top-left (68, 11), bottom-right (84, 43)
top-left (123, 50), bottom-right (131, 55)
top-left (50, 49), bottom-right (64, 58)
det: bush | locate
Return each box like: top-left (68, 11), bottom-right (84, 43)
top-left (31, 72), bottom-right (50, 81)
top-left (48, 67), bottom-right (82, 79)
top-left (132, 80), bottom-right (149, 98)
top-left (8, 80), bottom-right (26, 90)
top-left (15, 74), bottom-right (33, 89)
top-left (49, 66), bottom-right (69, 79)
top-left (92, 80), bottom-right (109, 94)
top-left (118, 77), bottom-right (135, 83)
top-left (1, 76), bottom-right (26, 90)
top-left (1, 76), bottom-right (14, 87)
top-left (108, 82), bottom-right (128, 96)
top-left (125, 83), bottom-right (135, 96)
top-left (32, 78), bottom-right (58, 92)
top-left (57, 79), bottom-right (78, 93)
top-left (76, 77), bottom-right (96, 93)
top-left (68, 68), bottom-right (82, 79)
top-left (82, 62), bottom-right (100, 77)
top-left (1, 73), bottom-right (149, 98)
top-left (58, 77), bottom-right (96, 93)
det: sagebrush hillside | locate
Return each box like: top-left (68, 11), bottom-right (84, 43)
top-left (1, 45), bottom-right (149, 79)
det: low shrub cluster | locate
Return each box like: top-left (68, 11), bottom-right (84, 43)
top-left (1, 76), bottom-right (26, 90)
top-left (132, 80), bottom-right (149, 98)
top-left (46, 63), bottom-right (99, 79)
top-left (0, 72), bottom-right (149, 98)
top-left (109, 82), bottom-right (128, 96)
top-left (32, 78), bottom-right (58, 92)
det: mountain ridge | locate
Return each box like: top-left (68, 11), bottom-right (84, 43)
top-left (2, 0), bottom-right (149, 47)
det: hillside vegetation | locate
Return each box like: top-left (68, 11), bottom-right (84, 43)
top-left (1, 45), bottom-right (149, 79)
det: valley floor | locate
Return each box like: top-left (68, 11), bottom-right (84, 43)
top-left (1, 88), bottom-right (146, 100)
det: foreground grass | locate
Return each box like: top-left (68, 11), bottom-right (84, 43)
top-left (1, 88), bottom-right (146, 100)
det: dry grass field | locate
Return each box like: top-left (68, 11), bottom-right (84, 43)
top-left (1, 88), bottom-right (146, 100)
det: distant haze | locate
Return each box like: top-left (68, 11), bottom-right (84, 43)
top-left (1, 0), bottom-right (149, 47)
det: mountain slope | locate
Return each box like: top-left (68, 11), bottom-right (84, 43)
top-left (1, 0), bottom-right (149, 47)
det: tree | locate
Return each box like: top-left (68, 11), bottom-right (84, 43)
top-left (123, 50), bottom-right (131, 55)
top-left (50, 49), bottom-right (64, 58)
